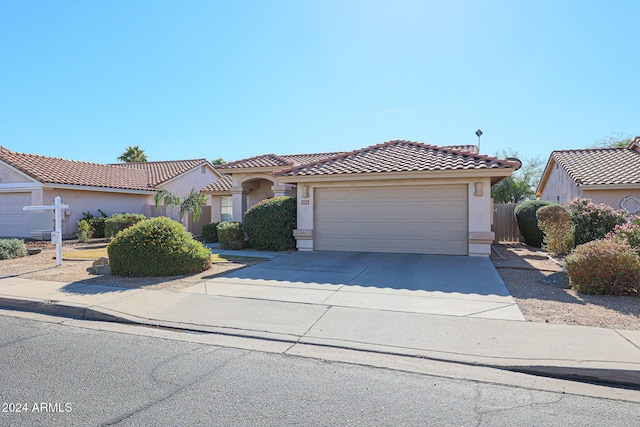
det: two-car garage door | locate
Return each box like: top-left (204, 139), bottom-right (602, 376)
top-left (314, 185), bottom-right (468, 255)
top-left (0, 193), bottom-right (31, 238)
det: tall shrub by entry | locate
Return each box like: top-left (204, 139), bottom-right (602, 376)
top-left (243, 196), bottom-right (297, 251)
top-left (104, 213), bottom-right (146, 238)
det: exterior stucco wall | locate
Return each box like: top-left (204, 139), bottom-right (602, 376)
top-left (159, 167), bottom-right (219, 199)
top-left (582, 189), bottom-right (640, 213)
top-left (539, 163), bottom-right (583, 203)
top-left (0, 163), bottom-right (32, 184)
top-left (210, 195), bottom-right (222, 223)
top-left (293, 177), bottom-right (495, 256)
top-left (43, 189), bottom-right (153, 238)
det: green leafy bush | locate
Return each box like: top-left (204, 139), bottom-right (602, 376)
top-left (536, 204), bottom-right (574, 257)
top-left (514, 200), bottom-right (554, 247)
top-left (104, 213), bottom-right (146, 238)
top-left (569, 198), bottom-right (627, 245)
top-left (243, 196), bottom-right (297, 251)
top-left (107, 217), bottom-right (212, 277)
top-left (76, 219), bottom-right (94, 242)
top-left (565, 240), bottom-right (640, 295)
top-left (81, 210), bottom-right (108, 238)
top-left (606, 216), bottom-right (640, 255)
top-left (0, 239), bottom-right (27, 260)
top-left (216, 222), bottom-right (245, 250)
top-left (202, 222), bottom-right (220, 243)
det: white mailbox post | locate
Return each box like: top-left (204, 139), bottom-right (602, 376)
top-left (23, 196), bottom-right (68, 266)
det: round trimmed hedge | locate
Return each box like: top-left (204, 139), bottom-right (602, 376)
top-left (243, 196), bottom-right (296, 251)
top-left (107, 217), bottom-right (212, 277)
top-left (514, 200), bottom-right (554, 247)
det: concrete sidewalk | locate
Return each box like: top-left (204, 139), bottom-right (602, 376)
top-left (0, 276), bottom-right (639, 390)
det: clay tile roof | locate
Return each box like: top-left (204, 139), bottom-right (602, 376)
top-left (201, 174), bottom-right (232, 192)
top-left (217, 152), bottom-right (342, 170)
top-left (0, 146), bottom-right (151, 190)
top-left (551, 147), bottom-right (640, 186)
top-left (111, 159), bottom-right (210, 187)
top-left (275, 140), bottom-right (518, 177)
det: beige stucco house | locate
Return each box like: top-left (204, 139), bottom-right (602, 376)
top-left (205, 140), bottom-right (519, 256)
top-left (0, 146), bottom-right (221, 238)
top-left (536, 137), bottom-right (640, 214)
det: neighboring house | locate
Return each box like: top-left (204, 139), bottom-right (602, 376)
top-left (536, 137), bottom-right (640, 214)
top-left (0, 146), bottom-right (221, 238)
top-left (204, 140), bottom-right (518, 256)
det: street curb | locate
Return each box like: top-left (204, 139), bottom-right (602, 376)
top-left (1, 296), bottom-right (639, 390)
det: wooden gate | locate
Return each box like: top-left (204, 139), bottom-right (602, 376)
top-left (493, 203), bottom-right (521, 242)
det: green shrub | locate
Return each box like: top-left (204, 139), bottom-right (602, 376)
top-left (569, 198), bottom-right (627, 245)
top-left (0, 239), bottom-right (27, 260)
top-left (565, 240), bottom-right (640, 295)
top-left (81, 210), bottom-right (108, 238)
top-left (76, 219), bottom-right (94, 242)
top-left (606, 216), bottom-right (640, 255)
top-left (243, 196), bottom-right (297, 251)
top-left (216, 222), bottom-right (245, 250)
top-left (202, 222), bottom-right (220, 243)
top-left (514, 200), bottom-right (554, 247)
top-left (104, 213), bottom-right (146, 238)
top-left (107, 217), bottom-right (212, 277)
top-left (536, 204), bottom-right (574, 257)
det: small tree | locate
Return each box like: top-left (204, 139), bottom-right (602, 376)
top-left (491, 149), bottom-right (543, 203)
top-left (154, 189), bottom-right (207, 223)
top-left (211, 157), bottom-right (227, 165)
top-left (118, 145), bottom-right (148, 163)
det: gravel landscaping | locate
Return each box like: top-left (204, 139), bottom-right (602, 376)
top-left (491, 243), bottom-right (640, 330)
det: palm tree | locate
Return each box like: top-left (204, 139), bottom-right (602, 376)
top-left (154, 188), bottom-right (208, 223)
top-left (118, 145), bottom-right (148, 163)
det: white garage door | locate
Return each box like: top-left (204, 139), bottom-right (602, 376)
top-left (0, 193), bottom-right (31, 238)
top-left (314, 185), bottom-right (468, 255)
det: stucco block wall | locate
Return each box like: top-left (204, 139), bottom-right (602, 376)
top-left (43, 189), bottom-right (153, 237)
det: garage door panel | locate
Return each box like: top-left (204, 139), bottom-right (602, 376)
top-left (314, 185), bottom-right (468, 255)
top-left (0, 193), bottom-right (31, 238)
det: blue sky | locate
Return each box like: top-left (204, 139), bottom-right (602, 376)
top-left (1, 1), bottom-right (638, 165)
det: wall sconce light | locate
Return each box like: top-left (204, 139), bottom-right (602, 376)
top-left (302, 185), bottom-right (309, 198)
top-left (474, 182), bottom-right (483, 197)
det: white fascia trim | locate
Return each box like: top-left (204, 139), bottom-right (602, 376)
top-left (581, 183), bottom-right (640, 191)
top-left (42, 183), bottom-right (155, 195)
top-left (0, 182), bottom-right (42, 190)
top-left (277, 169), bottom-right (514, 184)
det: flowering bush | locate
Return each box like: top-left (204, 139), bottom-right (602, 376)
top-left (565, 239), bottom-right (640, 295)
top-left (108, 217), bottom-right (212, 277)
top-left (606, 216), bottom-right (640, 254)
top-left (536, 204), bottom-right (574, 257)
top-left (569, 198), bottom-right (627, 245)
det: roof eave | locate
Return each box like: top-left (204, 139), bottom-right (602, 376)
top-left (277, 168), bottom-right (516, 184)
top-left (580, 183), bottom-right (640, 191)
top-left (42, 183), bottom-right (156, 195)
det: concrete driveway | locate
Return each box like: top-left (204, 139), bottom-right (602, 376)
top-left (185, 251), bottom-right (524, 321)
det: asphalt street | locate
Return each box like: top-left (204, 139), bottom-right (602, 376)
top-left (1, 311), bottom-right (639, 427)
